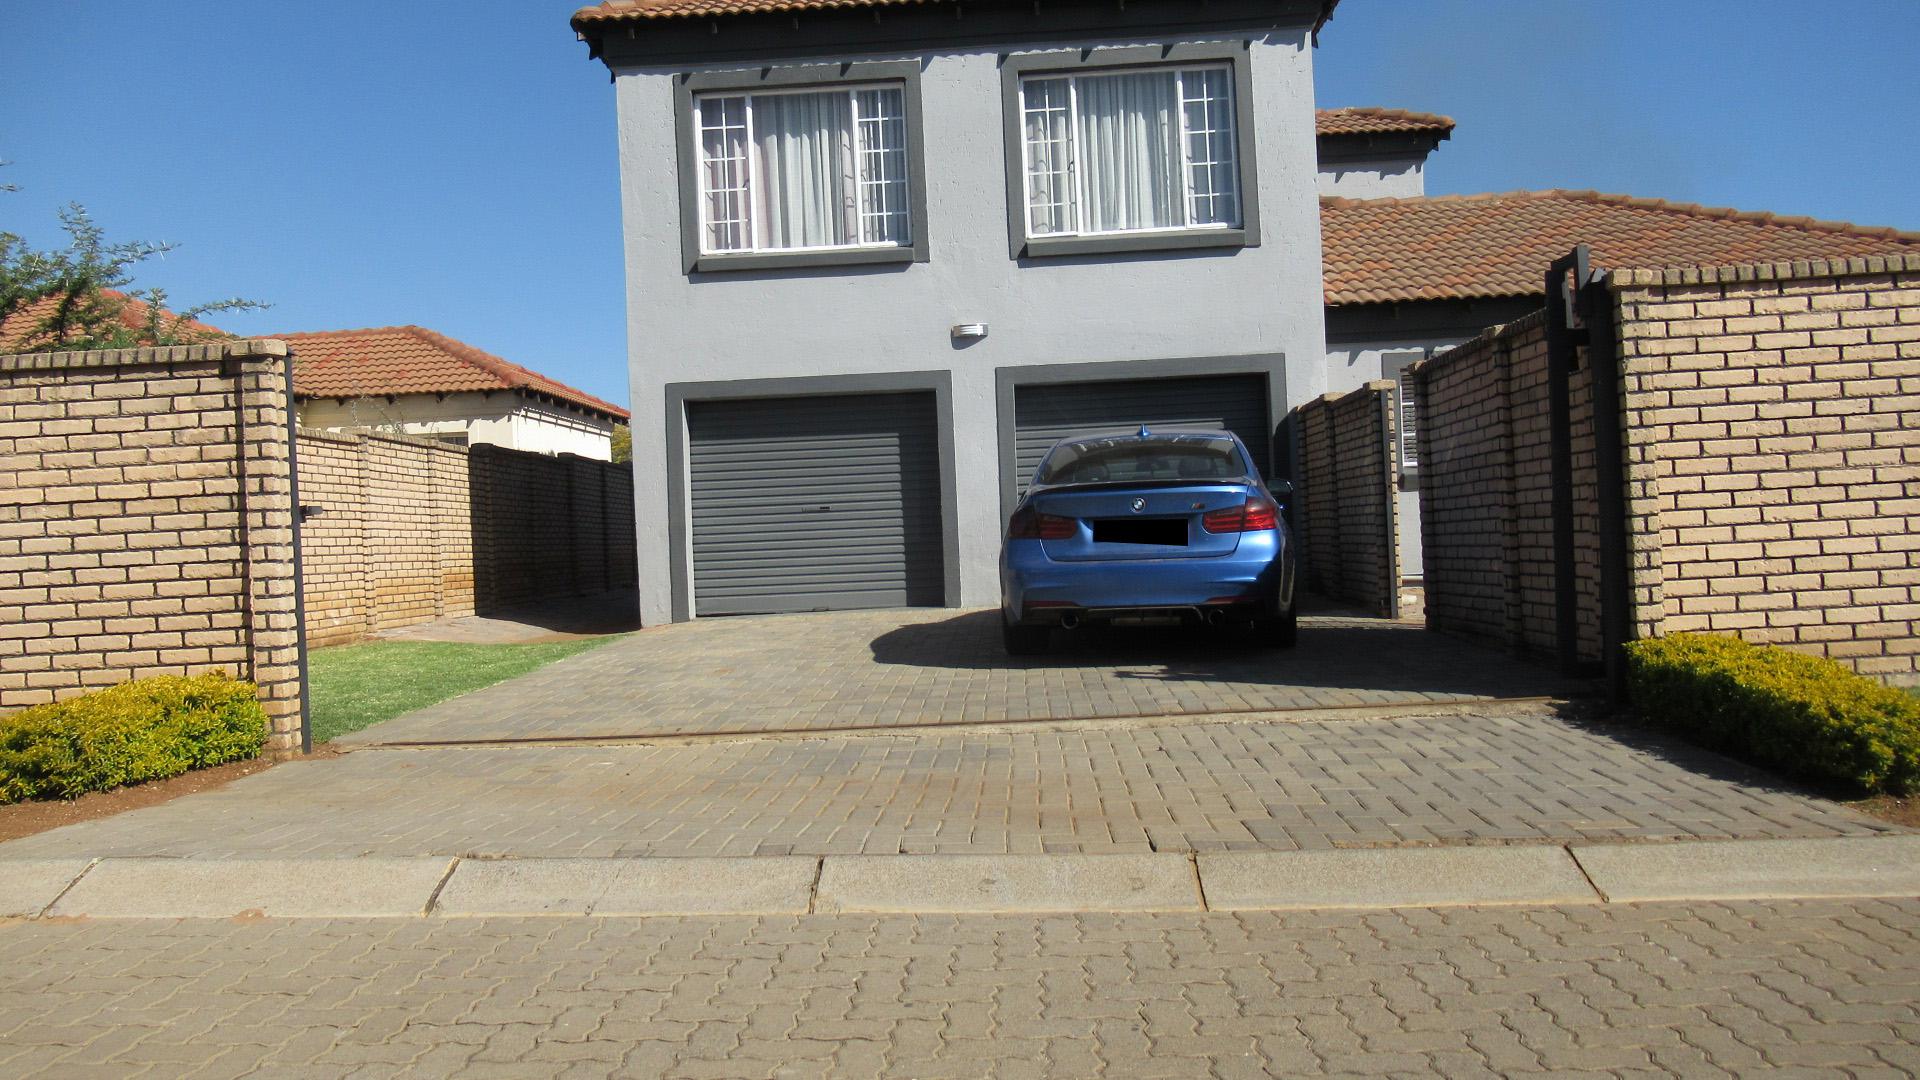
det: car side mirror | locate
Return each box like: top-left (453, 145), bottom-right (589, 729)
top-left (1269, 479), bottom-right (1294, 499)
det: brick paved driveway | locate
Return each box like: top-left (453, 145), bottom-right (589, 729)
top-left (339, 609), bottom-right (1587, 745)
top-left (2, 709), bottom-right (1884, 860)
top-left (3, 899), bottom-right (1916, 1077)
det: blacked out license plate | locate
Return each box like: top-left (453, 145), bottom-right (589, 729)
top-left (1091, 518), bottom-right (1188, 546)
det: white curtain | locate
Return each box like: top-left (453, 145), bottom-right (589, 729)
top-left (1074, 71), bottom-right (1180, 232)
top-left (754, 92), bottom-right (854, 249)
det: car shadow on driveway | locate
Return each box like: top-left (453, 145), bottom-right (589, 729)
top-left (868, 608), bottom-right (1591, 702)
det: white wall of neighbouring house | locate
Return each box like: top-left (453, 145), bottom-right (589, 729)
top-left (298, 393), bottom-right (617, 460)
top-left (611, 30), bottom-right (1330, 625)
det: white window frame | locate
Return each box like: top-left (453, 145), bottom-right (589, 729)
top-left (693, 83), bottom-right (911, 258)
top-left (1016, 63), bottom-right (1241, 242)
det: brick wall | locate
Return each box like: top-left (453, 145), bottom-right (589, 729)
top-left (1296, 381), bottom-right (1400, 617)
top-left (1413, 253), bottom-right (1918, 685)
top-left (1411, 313), bottom-right (1606, 664)
top-left (0, 342), bottom-right (305, 750)
top-left (1615, 254), bottom-right (1920, 684)
top-left (295, 431), bottom-right (636, 646)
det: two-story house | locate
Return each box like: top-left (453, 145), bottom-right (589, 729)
top-left (576, 0), bottom-right (1339, 624)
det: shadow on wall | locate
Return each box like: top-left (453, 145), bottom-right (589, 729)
top-left (867, 608), bottom-right (1587, 701)
top-left (467, 444), bottom-right (639, 619)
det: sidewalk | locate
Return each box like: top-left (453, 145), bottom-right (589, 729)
top-left (3, 896), bottom-right (1915, 1078)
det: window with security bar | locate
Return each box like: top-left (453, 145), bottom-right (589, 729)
top-left (696, 85), bottom-right (911, 255)
top-left (1019, 65), bottom-right (1240, 239)
top-left (1383, 350), bottom-right (1426, 474)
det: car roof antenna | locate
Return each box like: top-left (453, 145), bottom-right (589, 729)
top-left (1137, 423), bottom-right (1151, 438)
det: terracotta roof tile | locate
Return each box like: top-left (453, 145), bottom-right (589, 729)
top-left (1316, 107), bottom-right (1454, 138)
top-left (575, 0), bottom-right (1341, 28)
top-left (0, 290), bottom-right (229, 354)
top-left (575, 0), bottom-right (937, 23)
top-left (281, 326), bottom-right (630, 422)
top-left (1321, 190), bottom-right (1920, 306)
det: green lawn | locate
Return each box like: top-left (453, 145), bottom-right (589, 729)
top-left (308, 637), bottom-right (620, 743)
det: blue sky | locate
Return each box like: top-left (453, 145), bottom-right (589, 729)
top-left (4, 1), bottom-right (1915, 410)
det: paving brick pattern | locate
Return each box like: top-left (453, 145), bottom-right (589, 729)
top-left (2, 899), bottom-right (1916, 1077)
top-left (338, 609), bottom-right (1588, 745)
top-left (3, 710), bottom-right (1883, 860)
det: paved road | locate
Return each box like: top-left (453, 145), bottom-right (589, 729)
top-left (2, 898), bottom-right (1915, 1078)
top-left (0, 709), bottom-right (1884, 860)
top-left (338, 610), bottom-right (1589, 745)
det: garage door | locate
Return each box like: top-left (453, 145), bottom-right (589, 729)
top-left (688, 392), bottom-right (943, 616)
top-left (1011, 374), bottom-right (1270, 496)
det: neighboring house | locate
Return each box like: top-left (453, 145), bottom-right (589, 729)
top-left (1312, 113), bottom-right (1920, 579)
top-left (576, 0), bottom-right (1339, 623)
top-left (0, 290), bottom-right (229, 353)
top-left (282, 326), bottom-right (630, 461)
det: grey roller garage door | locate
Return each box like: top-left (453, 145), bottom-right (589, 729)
top-left (688, 392), bottom-right (943, 616)
top-left (1011, 374), bottom-right (1270, 496)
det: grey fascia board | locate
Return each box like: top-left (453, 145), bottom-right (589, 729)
top-left (674, 61), bottom-right (930, 275)
top-left (664, 369), bottom-right (960, 623)
top-left (1315, 132), bottom-right (1448, 164)
top-left (1000, 41), bottom-right (1261, 261)
top-left (992, 352), bottom-right (1286, 520)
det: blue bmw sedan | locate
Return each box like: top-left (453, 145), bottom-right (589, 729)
top-left (999, 427), bottom-right (1297, 655)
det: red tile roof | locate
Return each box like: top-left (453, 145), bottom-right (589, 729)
top-left (576, 0), bottom-right (933, 19)
top-left (1321, 190), bottom-right (1920, 306)
top-left (1316, 108), bottom-right (1454, 138)
top-left (0, 290), bottom-right (229, 354)
top-left (281, 326), bottom-right (630, 422)
top-left (575, 0), bottom-right (1341, 28)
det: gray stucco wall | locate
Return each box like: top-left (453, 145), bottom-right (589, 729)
top-left (1316, 155), bottom-right (1425, 200)
top-left (613, 30), bottom-right (1329, 624)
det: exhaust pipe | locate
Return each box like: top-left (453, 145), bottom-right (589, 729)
top-left (1059, 612), bottom-right (1082, 630)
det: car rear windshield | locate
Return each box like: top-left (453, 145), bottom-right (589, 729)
top-left (1036, 435), bottom-right (1246, 486)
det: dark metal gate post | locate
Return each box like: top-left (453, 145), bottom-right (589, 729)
top-left (1544, 248), bottom-right (1587, 676)
top-left (1582, 275), bottom-right (1632, 705)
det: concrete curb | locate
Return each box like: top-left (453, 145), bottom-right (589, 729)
top-left (6, 837), bottom-right (1917, 920)
top-left (815, 854), bottom-right (1201, 913)
top-left (1199, 846), bottom-right (1598, 910)
top-left (1570, 836), bottom-right (1920, 903)
top-left (46, 857), bottom-right (457, 919)
top-left (435, 856), bottom-right (817, 916)
top-left (0, 859), bottom-right (96, 918)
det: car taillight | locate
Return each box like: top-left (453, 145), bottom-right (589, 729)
top-left (1007, 508), bottom-right (1076, 540)
top-left (1202, 496), bottom-right (1280, 534)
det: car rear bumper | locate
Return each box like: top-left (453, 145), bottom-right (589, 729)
top-left (1000, 535), bottom-right (1293, 626)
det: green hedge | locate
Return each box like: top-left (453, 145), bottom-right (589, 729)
top-left (0, 673), bottom-right (268, 805)
top-left (1625, 633), bottom-right (1920, 795)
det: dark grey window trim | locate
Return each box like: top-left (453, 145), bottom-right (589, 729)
top-left (673, 61), bottom-right (930, 275)
top-left (999, 42), bottom-right (1262, 261)
top-left (664, 370), bottom-right (959, 622)
top-left (993, 353), bottom-right (1286, 520)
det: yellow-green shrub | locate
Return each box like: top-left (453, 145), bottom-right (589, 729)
top-left (0, 673), bottom-right (268, 804)
top-left (1625, 633), bottom-right (1920, 795)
